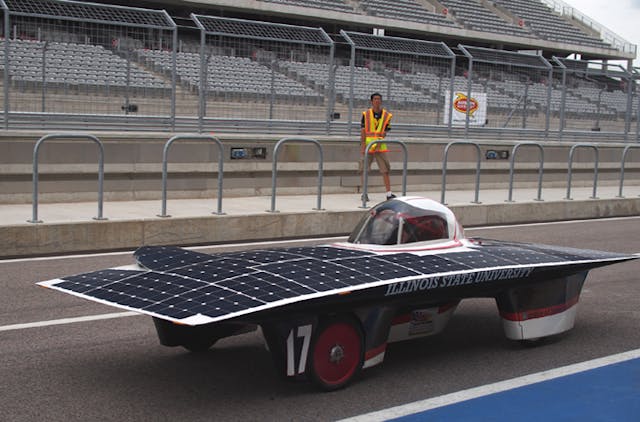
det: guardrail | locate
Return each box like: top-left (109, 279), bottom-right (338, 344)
top-left (441, 141), bottom-right (482, 205)
top-left (28, 133), bottom-right (105, 223)
top-left (565, 144), bottom-right (599, 200)
top-left (158, 134), bottom-right (224, 217)
top-left (507, 142), bottom-right (545, 202)
top-left (269, 137), bottom-right (324, 213)
top-left (617, 145), bottom-right (640, 198)
top-left (22, 136), bottom-right (640, 223)
top-left (360, 139), bottom-right (408, 208)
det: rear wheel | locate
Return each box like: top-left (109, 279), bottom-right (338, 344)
top-left (308, 316), bottom-right (364, 391)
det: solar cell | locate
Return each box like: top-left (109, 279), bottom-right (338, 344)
top-left (443, 251), bottom-right (514, 268)
top-left (473, 245), bottom-right (562, 265)
top-left (378, 253), bottom-right (471, 273)
top-left (135, 246), bottom-right (215, 271)
top-left (338, 256), bottom-right (423, 280)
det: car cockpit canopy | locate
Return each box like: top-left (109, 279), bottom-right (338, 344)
top-left (348, 197), bottom-right (462, 246)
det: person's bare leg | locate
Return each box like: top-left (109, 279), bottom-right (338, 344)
top-left (383, 172), bottom-right (391, 192)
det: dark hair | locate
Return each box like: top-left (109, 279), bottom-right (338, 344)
top-left (370, 92), bottom-right (382, 101)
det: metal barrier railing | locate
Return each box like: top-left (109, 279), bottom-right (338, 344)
top-left (360, 139), bottom-right (408, 208)
top-left (269, 137), bottom-right (324, 213)
top-left (28, 133), bottom-right (105, 223)
top-left (565, 144), bottom-right (599, 200)
top-left (617, 145), bottom-right (640, 198)
top-left (441, 141), bottom-right (481, 205)
top-left (506, 142), bottom-right (545, 202)
top-left (158, 134), bottom-right (224, 217)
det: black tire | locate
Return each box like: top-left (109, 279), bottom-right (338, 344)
top-left (308, 315), bottom-right (364, 391)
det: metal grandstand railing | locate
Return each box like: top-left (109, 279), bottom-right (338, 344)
top-left (540, 0), bottom-right (637, 56)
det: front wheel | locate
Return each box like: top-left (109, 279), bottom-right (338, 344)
top-left (308, 316), bottom-right (364, 391)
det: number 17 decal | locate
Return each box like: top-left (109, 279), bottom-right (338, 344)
top-left (286, 324), bottom-right (312, 376)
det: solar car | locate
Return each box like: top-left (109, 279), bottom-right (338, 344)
top-left (38, 197), bottom-right (638, 390)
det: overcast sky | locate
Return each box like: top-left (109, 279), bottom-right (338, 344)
top-left (562, 0), bottom-right (640, 66)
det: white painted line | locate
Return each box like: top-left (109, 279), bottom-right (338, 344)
top-left (339, 348), bottom-right (640, 422)
top-left (0, 311), bottom-right (139, 332)
top-left (466, 215), bottom-right (640, 231)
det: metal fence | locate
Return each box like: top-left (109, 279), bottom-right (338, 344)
top-left (0, 0), bottom-right (177, 128)
top-left (0, 0), bottom-right (638, 140)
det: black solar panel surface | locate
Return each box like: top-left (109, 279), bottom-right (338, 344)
top-left (48, 244), bottom-right (632, 325)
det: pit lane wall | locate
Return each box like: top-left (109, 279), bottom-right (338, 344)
top-left (2, 195), bottom-right (640, 258)
top-left (1, 131), bottom-right (640, 258)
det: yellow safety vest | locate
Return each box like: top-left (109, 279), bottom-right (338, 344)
top-left (363, 108), bottom-right (392, 153)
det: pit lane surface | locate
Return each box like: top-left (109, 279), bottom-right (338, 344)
top-left (1, 218), bottom-right (639, 421)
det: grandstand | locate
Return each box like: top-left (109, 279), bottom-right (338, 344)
top-left (0, 0), bottom-right (637, 136)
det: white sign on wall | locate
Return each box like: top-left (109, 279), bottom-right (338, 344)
top-left (444, 91), bottom-right (488, 126)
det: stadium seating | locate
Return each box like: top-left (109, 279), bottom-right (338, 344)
top-left (0, 39), bottom-right (167, 94)
top-left (492, 0), bottom-right (611, 49)
top-left (256, 0), bottom-right (354, 13)
top-left (358, 0), bottom-right (456, 26)
top-left (439, 0), bottom-right (530, 37)
top-left (138, 50), bottom-right (323, 103)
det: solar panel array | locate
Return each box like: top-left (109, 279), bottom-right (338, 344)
top-left (42, 243), bottom-right (632, 325)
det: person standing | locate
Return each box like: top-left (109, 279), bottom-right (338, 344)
top-left (360, 92), bottom-right (395, 200)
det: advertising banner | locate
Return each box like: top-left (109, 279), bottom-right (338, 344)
top-left (444, 91), bottom-right (488, 126)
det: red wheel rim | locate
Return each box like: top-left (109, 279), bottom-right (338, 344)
top-left (313, 321), bottom-right (362, 386)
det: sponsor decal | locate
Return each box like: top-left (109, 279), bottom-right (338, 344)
top-left (384, 267), bottom-right (534, 297)
top-left (409, 309), bottom-right (435, 335)
top-left (453, 93), bottom-right (478, 115)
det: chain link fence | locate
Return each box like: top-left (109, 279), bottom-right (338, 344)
top-left (1, 0), bottom-right (177, 127)
top-left (0, 0), bottom-right (637, 139)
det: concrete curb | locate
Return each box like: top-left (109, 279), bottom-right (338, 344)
top-left (2, 197), bottom-right (639, 258)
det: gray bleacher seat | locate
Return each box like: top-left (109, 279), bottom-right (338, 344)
top-left (439, 0), bottom-right (532, 37)
top-left (493, 0), bottom-right (611, 49)
top-left (0, 39), bottom-right (167, 91)
top-left (359, 0), bottom-right (457, 26)
top-left (256, 0), bottom-right (354, 13)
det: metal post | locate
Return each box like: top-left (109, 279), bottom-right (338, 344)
top-left (29, 134), bottom-right (106, 223)
top-left (522, 81), bottom-right (529, 129)
top-left (465, 59), bottom-right (473, 138)
top-left (269, 137), bottom-right (324, 213)
top-left (158, 135), bottom-right (225, 217)
top-left (565, 144), bottom-right (599, 200)
top-left (544, 68), bottom-right (552, 138)
top-left (41, 41), bottom-right (48, 113)
top-left (4, 10), bottom-right (10, 129)
top-left (441, 141), bottom-right (482, 205)
top-left (559, 68), bottom-right (567, 138)
top-left (436, 73), bottom-right (442, 125)
top-left (624, 75), bottom-right (633, 141)
top-left (325, 43), bottom-right (336, 135)
top-left (347, 43), bottom-right (356, 137)
top-left (617, 145), bottom-right (640, 198)
top-left (269, 60), bottom-right (276, 120)
top-left (198, 28), bottom-right (206, 133)
top-left (506, 142), bottom-right (544, 202)
top-left (124, 49), bottom-right (131, 115)
top-left (447, 57), bottom-right (455, 136)
top-left (360, 139), bottom-right (408, 208)
top-left (170, 27), bottom-right (177, 131)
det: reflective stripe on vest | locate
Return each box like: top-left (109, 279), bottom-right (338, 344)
top-left (363, 108), bottom-right (392, 153)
